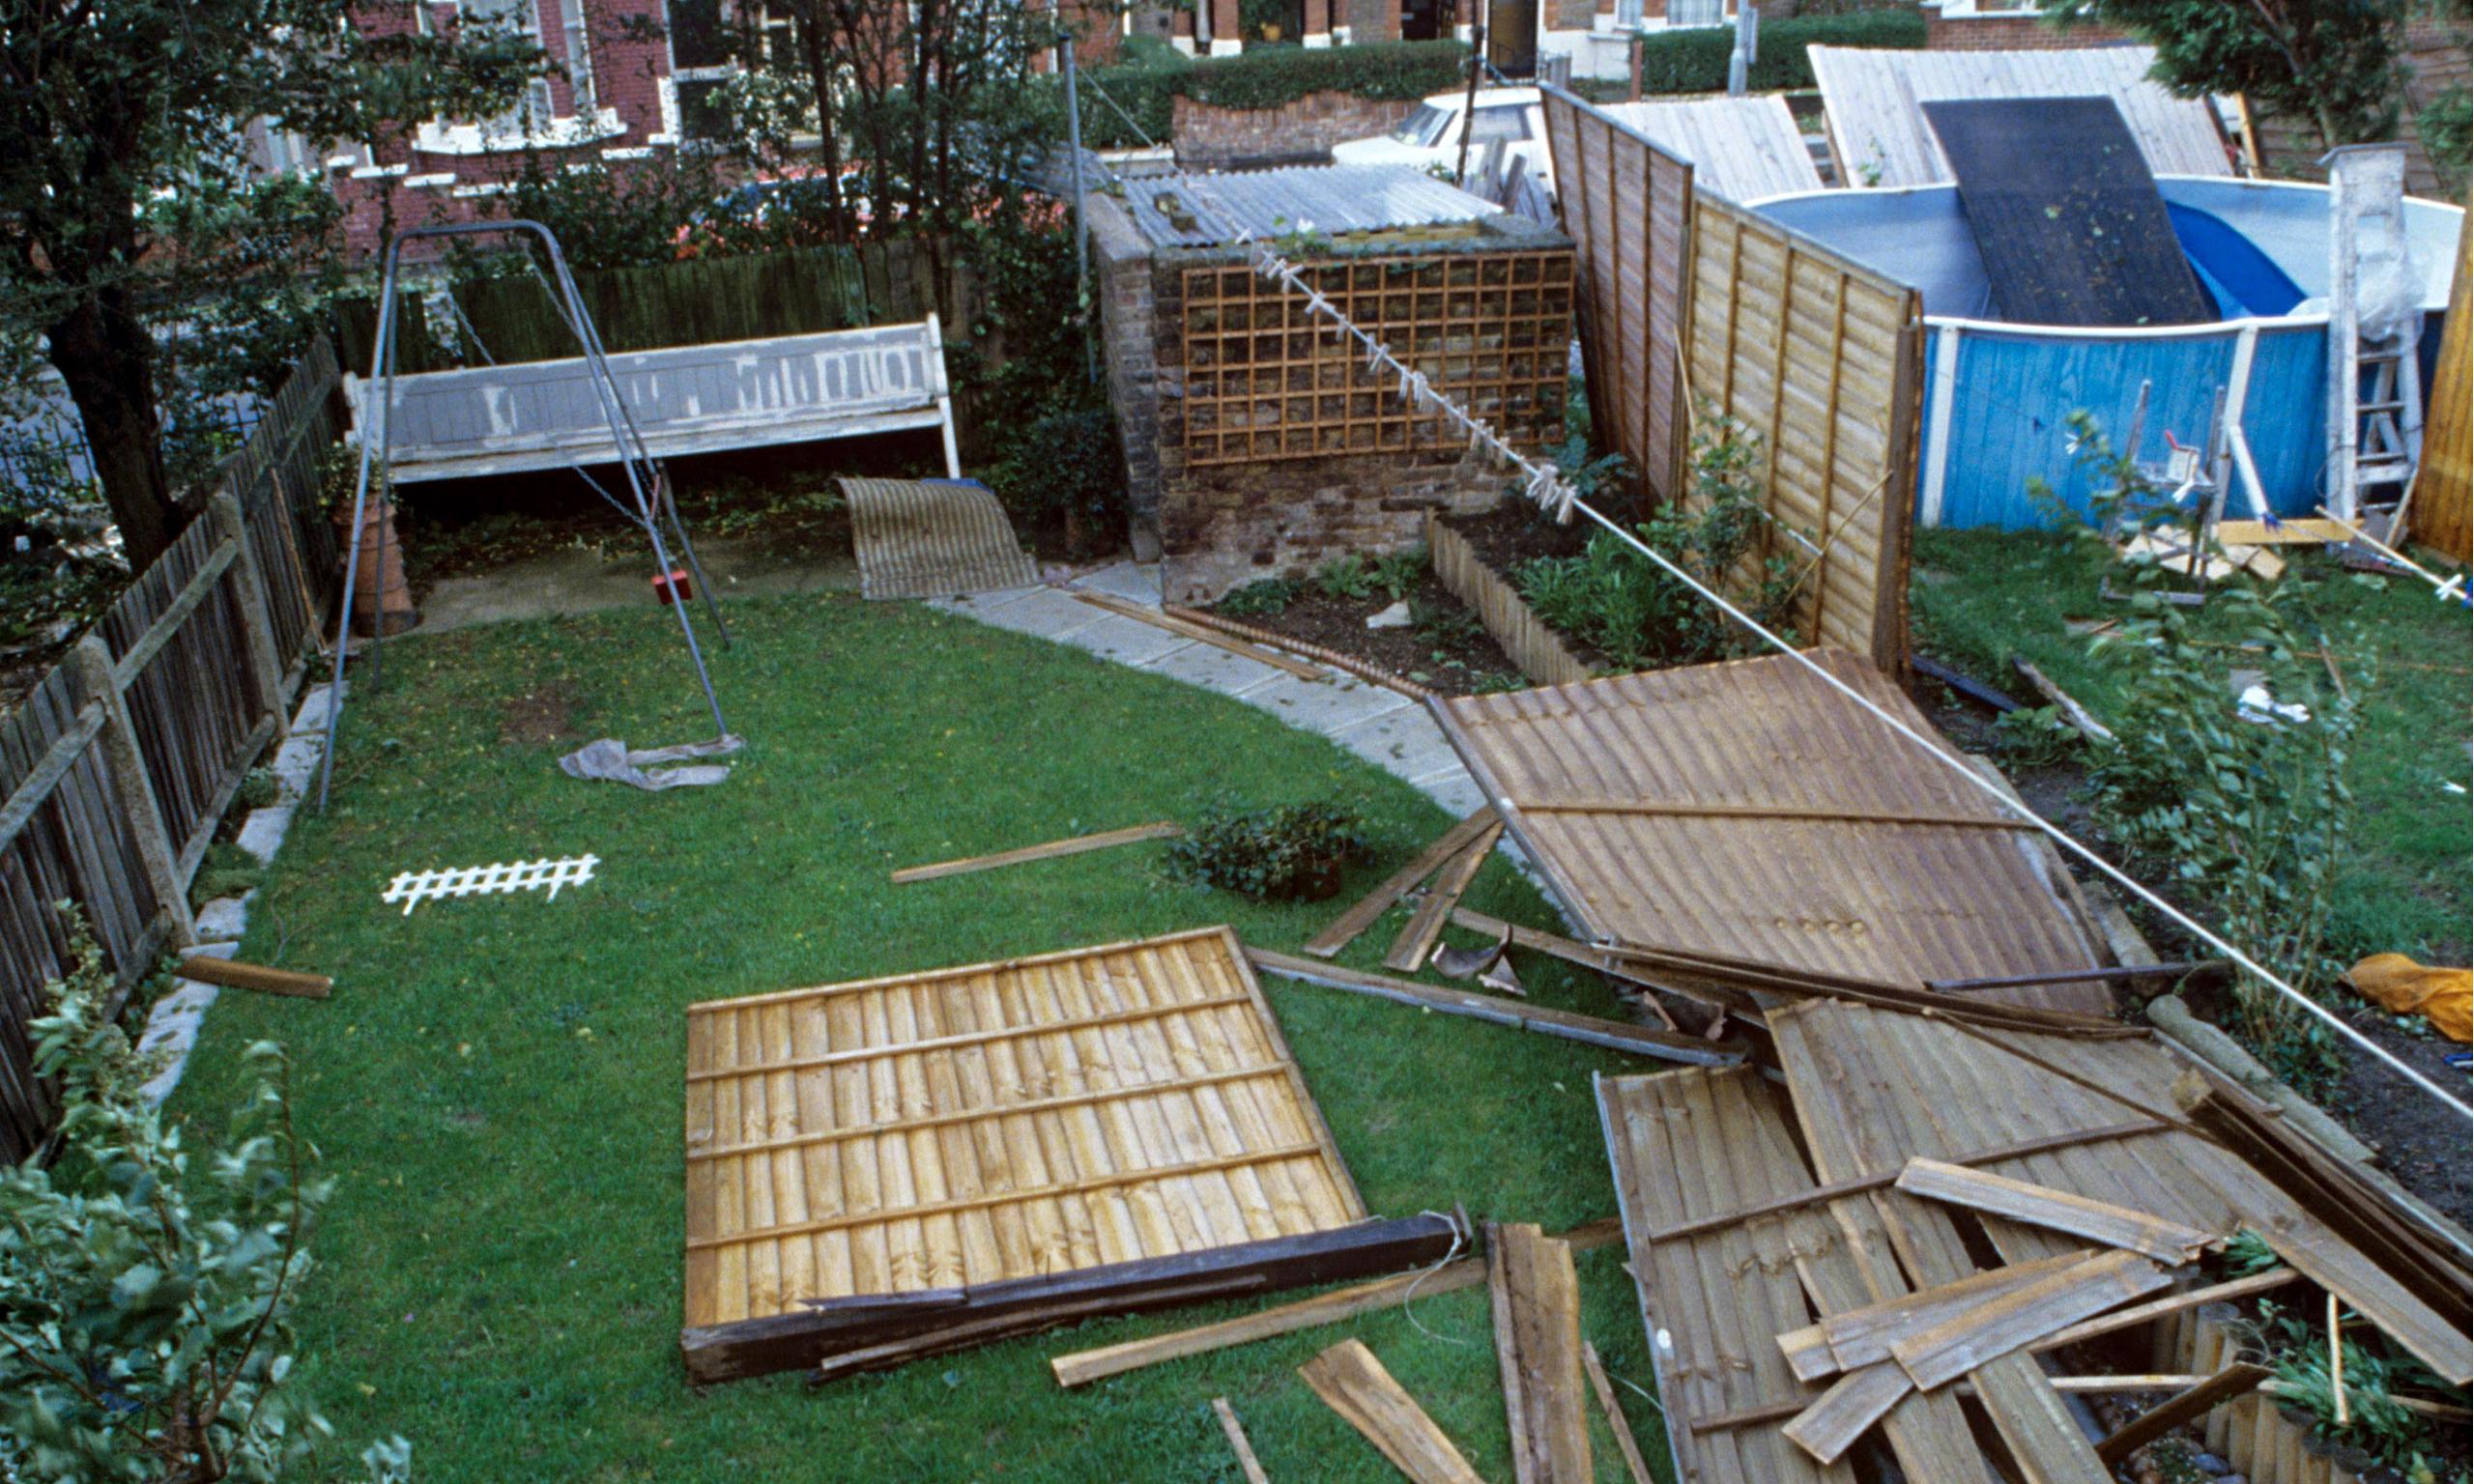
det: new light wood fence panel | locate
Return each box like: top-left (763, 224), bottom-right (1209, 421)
top-left (1541, 87), bottom-right (1695, 502)
top-left (681, 928), bottom-right (1367, 1330)
top-left (2409, 217), bottom-right (2470, 563)
top-left (1686, 194), bottom-right (1923, 674)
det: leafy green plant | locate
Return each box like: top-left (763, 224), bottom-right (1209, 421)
top-left (1631, 8), bottom-right (1924, 95)
top-left (1411, 590), bottom-right (1483, 649)
top-left (234, 765), bottom-right (283, 813)
top-left (0, 908), bottom-right (395, 1482)
top-left (1317, 553), bottom-right (1381, 601)
top-left (1165, 799), bottom-right (1370, 901)
top-left (2222, 1227), bottom-right (2284, 1277)
top-left (1065, 40), bottom-right (1472, 149)
top-left (986, 401), bottom-right (1127, 556)
top-left (1513, 413), bottom-right (1797, 671)
top-left (1990, 705), bottom-right (2081, 769)
top-left (2256, 1298), bottom-right (2452, 1479)
top-left (1220, 577), bottom-right (1300, 617)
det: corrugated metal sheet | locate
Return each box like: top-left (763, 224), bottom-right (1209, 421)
top-left (844, 476), bottom-right (1039, 599)
top-left (1597, 96), bottom-right (1824, 203)
top-left (1810, 44), bottom-right (2232, 189)
top-left (1434, 649), bottom-right (2110, 1011)
top-left (1124, 164), bottom-right (1506, 247)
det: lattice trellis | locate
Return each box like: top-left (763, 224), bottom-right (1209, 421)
top-left (382, 855), bottom-right (599, 915)
top-left (1177, 250), bottom-right (1573, 468)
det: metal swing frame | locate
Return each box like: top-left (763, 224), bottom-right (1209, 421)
top-left (315, 219), bottom-right (733, 811)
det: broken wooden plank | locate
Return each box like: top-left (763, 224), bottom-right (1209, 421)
top-left (1510, 798), bottom-right (2036, 831)
top-left (1306, 808), bottom-right (1501, 958)
top-left (2011, 657), bottom-right (2115, 744)
top-left (1923, 960), bottom-right (2228, 995)
top-left (1888, 1249), bottom-right (2176, 1390)
top-left (174, 956), bottom-right (332, 999)
top-left (1600, 938), bottom-right (2144, 1040)
top-left (2215, 517), bottom-right (2355, 546)
top-left (1246, 946), bottom-right (1748, 1066)
top-left (2094, 1364), bottom-right (2273, 1466)
top-left (1581, 1341), bottom-right (1655, 1484)
top-left (1775, 1250), bottom-right (2093, 1384)
top-left (1215, 1397), bottom-right (1273, 1484)
top-left (1780, 1361), bottom-right (1913, 1467)
top-left (1299, 1339), bottom-right (1487, 1484)
top-left (1487, 1223), bottom-right (1591, 1484)
top-left (1384, 822), bottom-right (1504, 972)
top-left (1048, 1216), bottom-right (1624, 1387)
top-left (889, 819), bottom-right (1182, 883)
top-left (1894, 1157), bottom-right (2220, 1265)
top-left (1071, 589), bottom-right (1328, 681)
top-left (2028, 1268), bottom-right (2300, 1354)
top-left (2259, 1223), bottom-right (2474, 1389)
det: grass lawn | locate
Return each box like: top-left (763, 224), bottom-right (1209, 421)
top-left (1910, 528), bottom-right (2474, 962)
top-left (175, 592), bottom-right (1674, 1483)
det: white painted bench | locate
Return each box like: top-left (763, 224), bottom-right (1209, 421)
top-left (352, 316), bottom-right (960, 483)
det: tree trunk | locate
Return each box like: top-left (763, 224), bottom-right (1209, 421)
top-left (45, 287), bottom-right (179, 569)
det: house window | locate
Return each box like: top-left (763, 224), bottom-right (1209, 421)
top-left (460, 0), bottom-right (557, 133)
top-left (561, 0), bottom-right (597, 113)
top-left (1666, 0), bottom-right (1724, 25)
top-left (666, 0), bottom-right (797, 140)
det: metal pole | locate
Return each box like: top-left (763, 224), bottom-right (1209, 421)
top-left (1456, 14), bottom-right (1486, 186)
top-left (1063, 34), bottom-right (1096, 383)
top-left (316, 233), bottom-right (404, 811)
top-left (1728, 4), bottom-right (1755, 95)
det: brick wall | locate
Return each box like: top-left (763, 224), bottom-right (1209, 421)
top-left (1344, 0), bottom-right (1403, 43)
top-left (1172, 90), bottom-right (1422, 168)
top-left (1091, 199), bottom-right (1167, 560)
top-left (1920, 6), bottom-right (2129, 50)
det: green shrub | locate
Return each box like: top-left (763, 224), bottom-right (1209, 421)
top-left (1411, 590), bottom-right (1484, 648)
top-left (1166, 799), bottom-right (1370, 900)
top-left (1315, 549), bottom-right (1423, 603)
top-left (986, 401), bottom-right (1127, 556)
top-left (1631, 8), bottom-right (1925, 96)
top-left (1220, 577), bottom-right (1301, 616)
top-left (1069, 40), bottom-right (1472, 149)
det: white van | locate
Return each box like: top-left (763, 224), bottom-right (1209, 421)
top-left (1329, 87), bottom-right (1552, 192)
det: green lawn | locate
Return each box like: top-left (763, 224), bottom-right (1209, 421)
top-left (175, 593), bottom-right (1673, 1483)
top-left (1911, 528), bottom-right (2474, 962)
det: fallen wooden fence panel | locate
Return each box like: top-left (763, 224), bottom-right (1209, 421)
top-left (681, 927), bottom-right (1447, 1384)
top-left (1299, 1338), bottom-right (1488, 1484)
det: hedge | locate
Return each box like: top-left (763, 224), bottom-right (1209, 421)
top-left (1631, 7), bottom-right (1926, 95)
top-left (1070, 40), bottom-right (1472, 150)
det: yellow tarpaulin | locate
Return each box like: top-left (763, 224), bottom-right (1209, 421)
top-left (2346, 954), bottom-right (2472, 1043)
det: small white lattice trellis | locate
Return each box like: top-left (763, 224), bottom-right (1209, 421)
top-left (382, 855), bottom-right (599, 916)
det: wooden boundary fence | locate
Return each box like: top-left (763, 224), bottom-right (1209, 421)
top-left (1541, 87), bottom-right (1926, 675)
top-left (0, 338), bottom-right (343, 1162)
top-left (2409, 217), bottom-right (2471, 564)
top-left (1425, 514), bottom-right (1595, 688)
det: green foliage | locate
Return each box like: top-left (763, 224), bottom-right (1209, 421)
top-left (2045, 0), bottom-right (2409, 144)
top-left (985, 402), bottom-right (1127, 556)
top-left (1239, 0), bottom-right (1292, 39)
top-left (2421, 81), bottom-right (2471, 201)
top-left (2257, 1298), bottom-right (2452, 1478)
top-left (234, 766), bottom-right (283, 813)
top-left (1630, 8), bottom-right (1925, 95)
top-left (1514, 414), bottom-right (1798, 671)
top-left (2222, 1227), bottom-right (2284, 1276)
top-left (191, 842), bottom-right (267, 912)
top-left (1220, 577), bottom-right (1301, 617)
top-left (1411, 591), bottom-right (1484, 649)
top-left (487, 153), bottom-right (730, 272)
top-left (0, 908), bottom-right (363, 1482)
top-left (1115, 33), bottom-right (1195, 71)
top-left (1314, 549), bottom-right (1423, 604)
top-left (1069, 41), bottom-right (1473, 149)
top-left (1166, 798), bottom-right (1371, 901)
top-left (1990, 705), bottom-right (2081, 769)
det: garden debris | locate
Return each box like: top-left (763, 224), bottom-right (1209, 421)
top-left (1924, 959), bottom-right (2229, 997)
top-left (1381, 822), bottom-right (1503, 972)
top-left (888, 819), bottom-right (1183, 884)
top-left (2093, 1363), bottom-right (2274, 1466)
top-left (2345, 952), bottom-right (2471, 1042)
top-left (1365, 600), bottom-right (1412, 630)
top-left (1162, 604), bottom-right (1441, 700)
top-left (1298, 1339), bottom-right (1487, 1484)
top-left (1068, 590), bottom-right (1328, 681)
top-left (1245, 946), bottom-right (1746, 1067)
top-left (1485, 1221), bottom-right (1591, 1484)
top-left (844, 476), bottom-right (1038, 599)
top-left (381, 855), bottom-right (598, 915)
top-left (1891, 1158), bottom-right (2220, 1264)
top-left (1212, 1398), bottom-right (1272, 1484)
top-left (173, 956), bottom-right (331, 1000)
top-left (678, 928), bottom-right (1460, 1384)
top-left (1047, 1216), bottom-right (1622, 1388)
top-left (1431, 924), bottom-right (1527, 998)
top-left (2235, 680), bottom-right (2312, 726)
top-left (1580, 1342), bottom-right (1656, 1484)
top-left (2010, 656), bottom-right (2116, 744)
top-left (559, 733), bottom-right (742, 791)
top-left (1302, 808), bottom-right (1498, 958)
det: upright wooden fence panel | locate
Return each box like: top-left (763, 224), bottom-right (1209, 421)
top-left (0, 337), bottom-right (342, 1163)
top-left (2409, 217), bottom-right (2471, 563)
top-left (1541, 87), bottom-right (1696, 504)
top-left (1685, 193), bottom-right (1924, 675)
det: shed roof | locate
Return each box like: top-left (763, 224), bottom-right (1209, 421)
top-left (1597, 95), bottom-right (1824, 202)
top-left (1123, 163), bottom-right (1508, 248)
top-left (1809, 44), bottom-right (2232, 189)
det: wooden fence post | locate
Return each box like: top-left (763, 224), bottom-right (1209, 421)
top-left (211, 488), bottom-right (289, 731)
top-left (68, 636), bottom-right (195, 947)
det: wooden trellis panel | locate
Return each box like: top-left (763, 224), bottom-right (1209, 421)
top-left (1685, 193), bottom-right (1925, 675)
top-left (1177, 250), bottom-right (1572, 467)
top-left (1540, 87), bottom-right (1696, 503)
top-left (681, 927), bottom-right (1424, 1383)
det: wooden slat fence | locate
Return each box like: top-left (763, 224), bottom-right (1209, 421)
top-left (1541, 87), bottom-right (1925, 675)
top-left (0, 337), bottom-right (343, 1163)
top-left (1424, 513), bottom-right (1593, 687)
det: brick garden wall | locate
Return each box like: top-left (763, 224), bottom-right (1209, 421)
top-left (1171, 90), bottom-right (1422, 168)
top-left (1919, 6), bottom-right (2129, 50)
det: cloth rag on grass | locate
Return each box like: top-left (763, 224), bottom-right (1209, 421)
top-left (560, 735), bottom-right (744, 791)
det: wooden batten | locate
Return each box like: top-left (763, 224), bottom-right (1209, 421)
top-left (1487, 1223), bottom-right (1592, 1484)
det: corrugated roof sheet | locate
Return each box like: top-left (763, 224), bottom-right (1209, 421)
top-left (1809, 44), bottom-right (2232, 189)
top-left (1433, 648), bottom-right (2112, 1012)
top-left (1597, 96), bottom-right (1825, 202)
top-left (1124, 164), bottom-right (1507, 247)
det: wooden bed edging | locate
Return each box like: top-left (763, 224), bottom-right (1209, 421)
top-left (678, 1212), bottom-right (1467, 1385)
top-left (1424, 513), bottom-right (1596, 688)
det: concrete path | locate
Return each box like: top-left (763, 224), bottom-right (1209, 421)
top-left (932, 562), bottom-right (1485, 816)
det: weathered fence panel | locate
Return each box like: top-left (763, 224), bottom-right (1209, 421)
top-left (1541, 87), bottom-right (1696, 504)
top-left (0, 337), bottom-right (341, 1163)
top-left (1425, 513), bottom-right (1594, 687)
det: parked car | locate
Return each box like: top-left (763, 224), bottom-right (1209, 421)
top-left (1330, 87), bottom-right (1551, 192)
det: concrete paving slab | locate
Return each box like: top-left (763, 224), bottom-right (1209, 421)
top-left (1325, 704), bottom-right (1465, 781)
top-left (1415, 769), bottom-right (1489, 819)
top-left (193, 894), bottom-right (253, 941)
top-left (1071, 561), bottom-right (1167, 606)
top-left (291, 685), bottom-right (335, 732)
top-left (925, 584), bottom-right (1043, 617)
top-left (1135, 639), bottom-right (1288, 699)
top-left (1237, 671), bottom-right (1413, 737)
top-left (1052, 611), bottom-right (1194, 667)
top-left (946, 586), bottom-right (1107, 642)
top-left (234, 805), bottom-right (296, 867)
